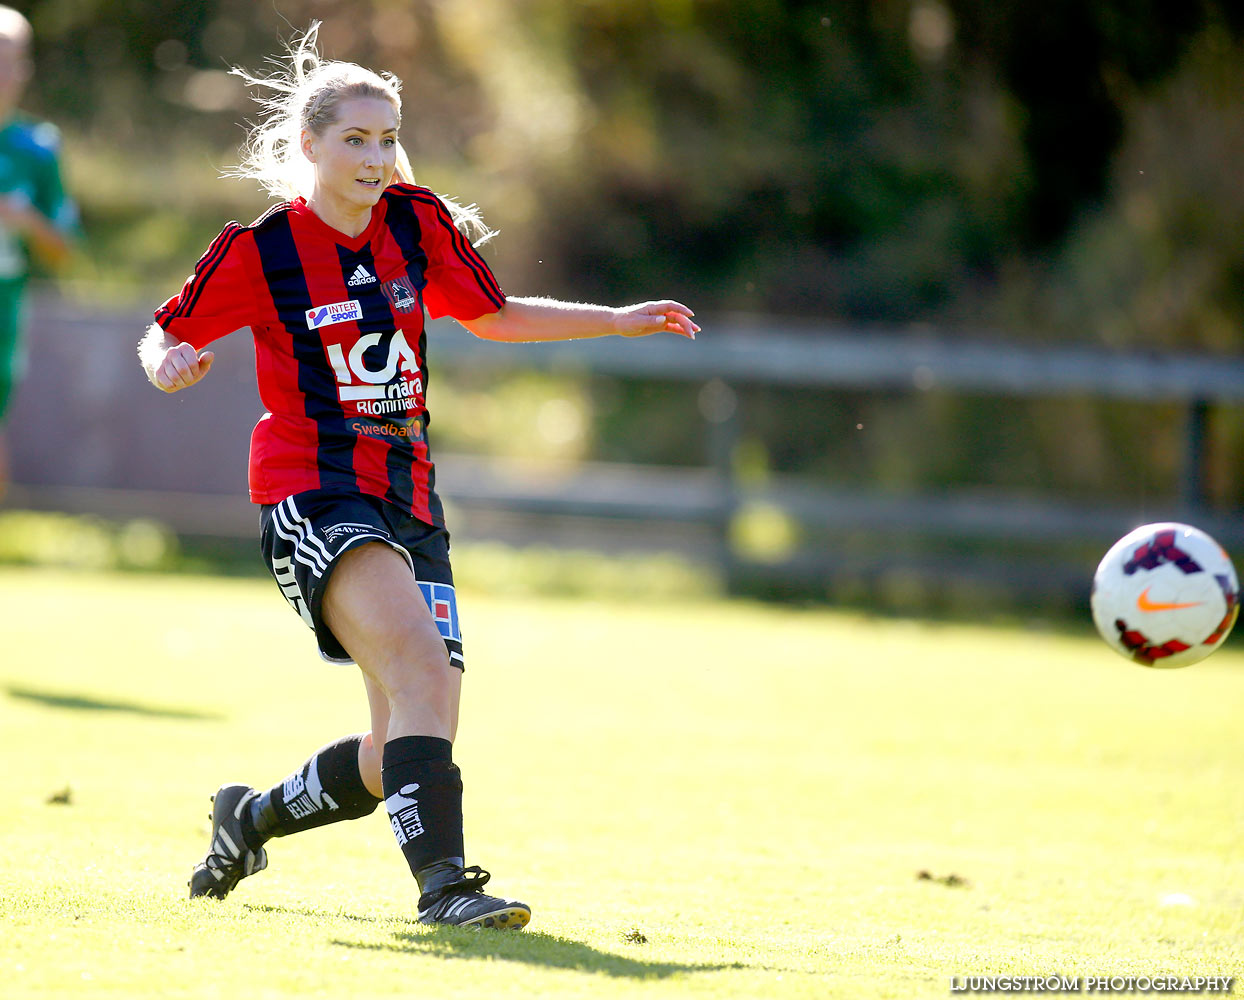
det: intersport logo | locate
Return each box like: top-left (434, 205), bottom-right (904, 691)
top-left (306, 299), bottom-right (363, 330)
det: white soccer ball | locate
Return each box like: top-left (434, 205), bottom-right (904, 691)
top-left (1091, 522), bottom-right (1239, 668)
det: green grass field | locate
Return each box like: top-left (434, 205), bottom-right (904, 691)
top-left (1, 565), bottom-right (1240, 999)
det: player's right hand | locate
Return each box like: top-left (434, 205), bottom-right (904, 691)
top-left (151, 342), bottom-right (215, 393)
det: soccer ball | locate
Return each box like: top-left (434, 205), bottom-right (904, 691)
top-left (1091, 522), bottom-right (1239, 668)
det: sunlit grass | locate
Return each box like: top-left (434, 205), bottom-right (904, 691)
top-left (1, 567), bottom-right (1241, 998)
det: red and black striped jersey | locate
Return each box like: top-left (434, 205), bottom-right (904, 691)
top-left (155, 184), bottom-right (505, 524)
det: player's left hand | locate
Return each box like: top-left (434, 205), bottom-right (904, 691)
top-left (615, 300), bottom-right (699, 339)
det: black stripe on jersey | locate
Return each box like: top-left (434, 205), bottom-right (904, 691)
top-left (335, 242), bottom-right (417, 511)
top-left (415, 191), bottom-right (505, 308)
top-left (415, 314), bottom-right (445, 527)
top-left (158, 223), bottom-right (244, 325)
top-left (383, 195), bottom-right (444, 523)
top-left (250, 201), bottom-right (293, 229)
top-left (336, 242), bottom-right (396, 342)
top-left (252, 211), bottom-right (357, 494)
top-left (392, 185), bottom-right (504, 309)
top-left (381, 190), bottom-right (430, 301)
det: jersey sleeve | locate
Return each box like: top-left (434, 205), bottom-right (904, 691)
top-left (154, 224), bottom-right (262, 349)
top-left (420, 196), bottom-right (506, 321)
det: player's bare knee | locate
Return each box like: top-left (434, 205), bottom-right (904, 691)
top-left (389, 656), bottom-right (454, 705)
top-left (362, 634), bottom-right (452, 697)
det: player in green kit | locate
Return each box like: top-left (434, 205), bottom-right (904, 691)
top-left (0, 5), bottom-right (76, 497)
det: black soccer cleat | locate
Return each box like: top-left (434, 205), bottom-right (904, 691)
top-left (188, 784), bottom-right (268, 899)
top-left (416, 862), bottom-right (530, 929)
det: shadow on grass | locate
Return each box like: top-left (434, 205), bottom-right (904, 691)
top-left (242, 902), bottom-right (741, 979)
top-left (4, 683), bottom-right (221, 720)
top-left (331, 925), bottom-right (742, 979)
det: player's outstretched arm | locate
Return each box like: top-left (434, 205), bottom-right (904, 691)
top-left (138, 322), bottom-right (215, 393)
top-left (462, 297), bottom-right (698, 344)
top-left (0, 196), bottom-right (74, 270)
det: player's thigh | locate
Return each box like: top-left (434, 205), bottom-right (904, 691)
top-left (323, 540), bottom-right (450, 681)
top-left (261, 491), bottom-right (407, 664)
top-left (387, 516), bottom-right (466, 673)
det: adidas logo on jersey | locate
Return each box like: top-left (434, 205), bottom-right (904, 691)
top-left (347, 264), bottom-right (376, 287)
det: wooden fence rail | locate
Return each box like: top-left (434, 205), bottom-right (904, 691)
top-left (8, 293), bottom-right (1244, 599)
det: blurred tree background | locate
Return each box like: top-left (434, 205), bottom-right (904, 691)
top-left (14, 0), bottom-right (1244, 545)
top-left (21, 0), bottom-right (1244, 339)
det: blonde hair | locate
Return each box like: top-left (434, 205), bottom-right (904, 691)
top-left (228, 23), bottom-right (494, 245)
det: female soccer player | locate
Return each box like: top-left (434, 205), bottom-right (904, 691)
top-left (138, 27), bottom-right (697, 930)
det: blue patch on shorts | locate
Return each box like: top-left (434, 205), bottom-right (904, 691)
top-left (418, 581), bottom-right (461, 642)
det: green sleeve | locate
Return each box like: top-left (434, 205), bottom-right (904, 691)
top-left (32, 128), bottom-right (77, 234)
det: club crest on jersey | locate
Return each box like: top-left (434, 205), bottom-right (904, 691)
top-left (382, 276), bottom-right (418, 314)
top-left (306, 299), bottom-right (363, 329)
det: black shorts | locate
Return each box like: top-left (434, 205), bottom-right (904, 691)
top-left (259, 490), bottom-right (464, 669)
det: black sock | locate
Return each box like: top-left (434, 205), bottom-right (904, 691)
top-left (243, 734), bottom-right (381, 850)
top-left (381, 735), bottom-right (465, 879)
